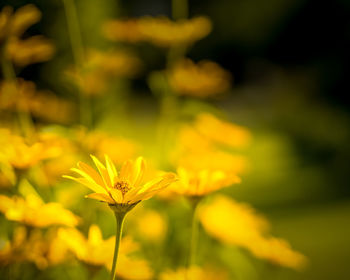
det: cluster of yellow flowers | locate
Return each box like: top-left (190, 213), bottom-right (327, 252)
top-left (0, 3), bottom-right (308, 280)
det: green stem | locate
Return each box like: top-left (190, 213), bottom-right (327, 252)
top-left (62, 0), bottom-right (84, 66)
top-left (62, 0), bottom-right (92, 128)
top-left (110, 212), bottom-right (126, 280)
top-left (172, 0), bottom-right (188, 20)
top-left (188, 198), bottom-right (201, 267)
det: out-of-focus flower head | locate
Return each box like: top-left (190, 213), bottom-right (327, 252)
top-left (75, 129), bottom-right (138, 165)
top-left (0, 193), bottom-right (80, 227)
top-left (0, 5), bottom-right (55, 66)
top-left (0, 128), bottom-right (62, 171)
top-left (103, 16), bottom-right (211, 47)
top-left (59, 225), bottom-right (153, 279)
top-left (0, 226), bottom-right (69, 269)
top-left (159, 266), bottom-right (228, 280)
top-left (65, 48), bottom-right (141, 96)
top-left (0, 79), bottom-right (75, 123)
top-left (130, 207), bottom-right (168, 242)
top-left (168, 59), bottom-right (231, 98)
top-left (199, 195), bottom-right (307, 270)
top-left (194, 113), bottom-right (251, 148)
top-left (64, 155), bottom-right (177, 209)
top-left (170, 167), bottom-right (241, 197)
top-left (171, 113), bottom-right (251, 174)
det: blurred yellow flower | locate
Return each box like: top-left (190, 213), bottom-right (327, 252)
top-left (0, 79), bottom-right (74, 123)
top-left (65, 48), bottom-right (141, 96)
top-left (0, 129), bottom-right (63, 171)
top-left (103, 16), bottom-right (211, 47)
top-left (199, 195), bottom-right (307, 270)
top-left (76, 129), bottom-right (138, 165)
top-left (177, 151), bottom-right (248, 175)
top-left (160, 266), bottom-right (228, 280)
top-left (171, 167), bottom-right (241, 197)
top-left (194, 113), bottom-right (251, 148)
top-left (0, 226), bottom-right (68, 269)
top-left (59, 225), bottom-right (153, 279)
top-left (168, 59), bottom-right (231, 98)
top-left (0, 194), bottom-right (79, 227)
top-left (135, 208), bottom-right (167, 242)
top-left (0, 5), bottom-right (55, 66)
top-left (5, 36), bottom-right (54, 67)
top-left (64, 155), bottom-right (177, 206)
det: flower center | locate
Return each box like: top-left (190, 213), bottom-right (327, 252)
top-left (114, 181), bottom-right (131, 195)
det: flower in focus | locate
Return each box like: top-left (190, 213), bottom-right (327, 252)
top-left (65, 48), bottom-right (141, 96)
top-left (64, 155), bottom-right (177, 208)
top-left (159, 266), bottom-right (228, 280)
top-left (0, 5), bottom-right (55, 66)
top-left (167, 59), bottom-right (231, 98)
top-left (103, 16), bottom-right (211, 47)
top-left (0, 194), bottom-right (80, 227)
top-left (171, 167), bottom-right (241, 197)
top-left (198, 195), bottom-right (307, 270)
top-left (59, 225), bottom-right (153, 279)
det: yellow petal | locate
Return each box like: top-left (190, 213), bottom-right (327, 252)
top-left (109, 189), bottom-right (123, 204)
top-left (63, 175), bottom-right (106, 194)
top-left (77, 161), bottom-right (105, 187)
top-left (90, 155), bottom-right (112, 188)
top-left (131, 157), bottom-right (145, 187)
top-left (105, 155), bottom-right (117, 186)
top-left (85, 193), bottom-right (114, 204)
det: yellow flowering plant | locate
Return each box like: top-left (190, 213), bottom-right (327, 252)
top-left (64, 155), bottom-right (177, 279)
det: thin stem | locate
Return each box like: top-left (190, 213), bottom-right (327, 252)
top-left (188, 198), bottom-right (201, 267)
top-left (62, 0), bottom-right (92, 128)
top-left (62, 0), bottom-right (84, 66)
top-left (110, 212), bottom-right (126, 280)
top-left (172, 0), bottom-right (188, 20)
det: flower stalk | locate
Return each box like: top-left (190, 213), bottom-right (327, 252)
top-left (109, 210), bottom-right (126, 280)
top-left (188, 196), bottom-right (201, 267)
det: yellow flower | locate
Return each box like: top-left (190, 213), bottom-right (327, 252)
top-left (194, 113), bottom-right (251, 148)
top-left (0, 5), bottom-right (55, 66)
top-left (168, 59), bottom-right (231, 98)
top-left (171, 167), bottom-right (241, 197)
top-left (177, 151), bottom-right (248, 175)
top-left (0, 5), bottom-right (41, 41)
top-left (76, 129), bottom-right (138, 165)
top-left (0, 79), bottom-right (74, 123)
top-left (5, 35), bottom-right (54, 67)
top-left (0, 194), bottom-right (79, 227)
top-left (103, 16), bottom-right (211, 47)
top-left (64, 155), bottom-right (177, 207)
top-left (0, 128), bottom-right (63, 171)
top-left (160, 266), bottom-right (228, 280)
top-left (0, 226), bottom-right (69, 269)
top-left (198, 195), bottom-right (307, 270)
top-left (65, 48), bottom-right (141, 96)
top-left (59, 225), bottom-right (154, 279)
top-left (134, 208), bottom-right (167, 242)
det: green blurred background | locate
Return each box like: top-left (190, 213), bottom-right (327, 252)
top-left (2, 0), bottom-right (350, 279)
